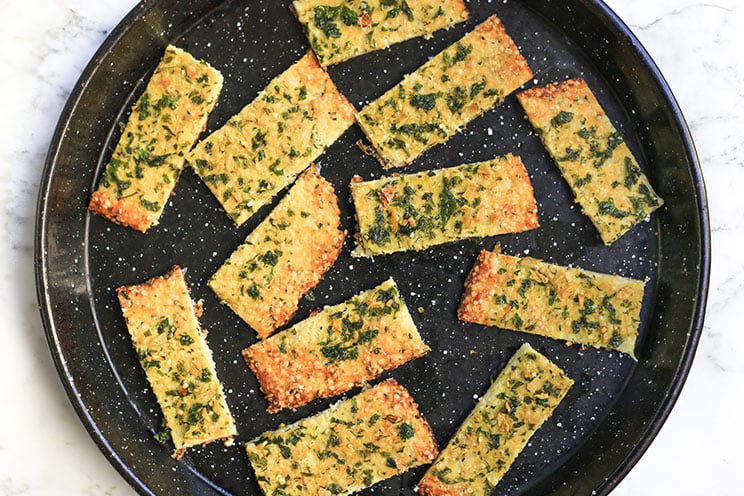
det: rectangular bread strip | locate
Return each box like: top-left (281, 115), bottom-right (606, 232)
top-left (116, 266), bottom-right (236, 459)
top-left (416, 343), bottom-right (572, 496)
top-left (356, 14), bottom-right (533, 168)
top-left (458, 249), bottom-right (646, 357)
top-left (243, 278), bottom-right (429, 412)
top-left (246, 378), bottom-right (438, 496)
top-left (187, 51), bottom-right (356, 226)
top-left (516, 78), bottom-right (664, 244)
top-left (292, 0), bottom-right (469, 66)
top-left (89, 45), bottom-right (223, 232)
top-left (350, 154), bottom-right (539, 257)
top-left (209, 167), bottom-right (345, 339)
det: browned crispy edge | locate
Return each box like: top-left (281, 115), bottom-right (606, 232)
top-left (258, 167), bottom-right (345, 338)
top-left (301, 49), bottom-right (358, 124)
top-left (242, 332), bottom-right (430, 413)
top-left (456, 249), bottom-right (494, 325)
top-left (376, 378), bottom-right (439, 465)
top-left (89, 191), bottom-right (153, 233)
top-left (517, 77), bottom-right (588, 105)
top-left (116, 266), bottom-right (235, 458)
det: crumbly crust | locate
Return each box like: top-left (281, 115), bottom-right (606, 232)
top-left (187, 51), bottom-right (356, 226)
top-left (117, 266), bottom-right (236, 458)
top-left (243, 278), bottom-right (429, 412)
top-left (89, 45), bottom-right (223, 232)
top-left (246, 379), bottom-right (438, 496)
top-left (357, 14), bottom-right (533, 168)
top-left (458, 249), bottom-right (645, 357)
top-left (416, 343), bottom-right (572, 496)
top-left (517, 78), bottom-right (663, 244)
top-left (350, 154), bottom-right (539, 256)
top-left (209, 167), bottom-right (345, 338)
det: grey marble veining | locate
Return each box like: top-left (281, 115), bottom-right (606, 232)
top-left (601, 2), bottom-right (744, 495)
top-left (1, 0), bottom-right (742, 495)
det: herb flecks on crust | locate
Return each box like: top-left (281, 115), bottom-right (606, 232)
top-left (459, 249), bottom-right (646, 357)
top-left (90, 45), bottom-right (224, 232)
top-left (246, 379), bottom-right (437, 496)
top-left (357, 14), bottom-right (533, 168)
top-left (351, 154), bottom-right (539, 256)
top-left (244, 278), bottom-right (429, 412)
top-left (188, 51), bottom-right (356, 226)
top-left (117, 266), bottom-right (236, 459)
top-left (292, 0), bottom-right (469, 66)
top-left (209, 167), bottom-right (345, 339)
top-left (517, 78), bottom-right (663, 244)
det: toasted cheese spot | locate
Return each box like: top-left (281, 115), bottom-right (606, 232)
top-left (116, 266), bottom-right (236, 459)
top-left (244, 278), bottom-right (429, 412)
top-left (209, 167), bottom-right (345, 339)
top-left (350, 154), bottom-right (539, 256)
top-left (89, 45), bottom-right (223, 232)
top-left (292, 0), bottom-right (469, 66)
top-left (416, 343), bottom-right (572, 496)
top-left (246, 379), bottom-right (438, 496)
top-left (458, 249), bottom-right (646, 357)
top-left (187, 51), bottom-right (356, 226)
top-left (517, 78), bottom-right (664, 244)
top-left (356, 14), bottom-right (533, 168)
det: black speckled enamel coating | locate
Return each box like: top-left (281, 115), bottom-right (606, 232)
top-left (36, 1), bottom-right (709, 495)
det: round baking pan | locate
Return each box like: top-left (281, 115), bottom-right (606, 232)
top-left (36, 1), bottom-right (709, 494)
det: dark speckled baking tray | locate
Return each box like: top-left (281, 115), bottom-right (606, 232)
top-left (36, 1), bottom-right (709, 495)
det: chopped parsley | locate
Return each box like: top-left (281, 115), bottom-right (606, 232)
top-left (551, 110), bottom-right (574, 128)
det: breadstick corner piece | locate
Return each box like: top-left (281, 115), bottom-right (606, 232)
top-left (209, 167), bottom-right (345, 338)
top-left (187, 51), bottom-right (356, 226)
top-left (243, 277), bottom-right (430, 412)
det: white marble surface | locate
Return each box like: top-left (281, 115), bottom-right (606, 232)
top-left (1, 0), bottom-right (742, 494)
